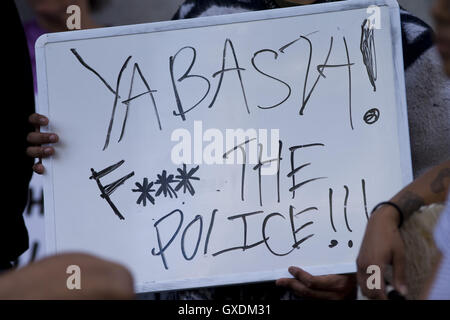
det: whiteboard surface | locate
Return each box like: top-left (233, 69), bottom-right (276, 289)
top-left (36, 0), bottom-right (411, 292)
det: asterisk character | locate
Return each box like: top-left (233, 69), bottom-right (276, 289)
top-left (132, 178), bottom-right (156, 206)
top-left (155, 170), bottom-right (179, 198)
top-left (175, 164), bottom-right (200, 196)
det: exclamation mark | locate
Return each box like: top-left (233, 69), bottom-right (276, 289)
top-left (362, 179), bottom-right (369, 220)
top-left (328, 188), bottom-right (338, 248)
top-left (343, 185), bottom-right (353, 248)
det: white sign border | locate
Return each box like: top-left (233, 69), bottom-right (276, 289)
top-left (35, 0), bottom-right (412, 292)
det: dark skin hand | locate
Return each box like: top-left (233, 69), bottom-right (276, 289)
top-left (276, 267), bottom-right (357, 300)
top-left (357, 160), bottom-right (450, 299)
top-left (27, 113), bottom-right (59, 174)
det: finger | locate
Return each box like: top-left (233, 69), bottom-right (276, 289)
top-left (26, 146), bottom-right (54, 158)
top-left (357, 269), bottom-right (375, 299)
top-left (357, 264), bottom-right (387, 300)
top-left (276, 278), bottom-right (340, 300)
top-left (357, 260), bottom-right (372, 298)
top-left (28, 114), bottom-right (49, 169)
top-left (357, 253), bottom-right (388, 300)
top-left (29, 113), bottom-right (48, 127)
top-left (33, 163), bottom-right (45, 175)
top-left (288, 266), bottom-right (343, 291)
top-left (392, 244), bottom-right (408, 296)
top-left (27, 132), bottom-right (59, 145)
top-left (288, 266), bottom-right (315, 287)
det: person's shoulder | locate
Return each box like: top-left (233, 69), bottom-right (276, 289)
top-left (172, 0), bottom-right (266, 20)
top-left (399, 9), bottom-right (434, 69)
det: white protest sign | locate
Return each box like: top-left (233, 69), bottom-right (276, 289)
top-left (37, 0), bottom-right (412, 292)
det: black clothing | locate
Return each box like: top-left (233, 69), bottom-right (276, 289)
top-left (1, 1), bottom-right (35, 267)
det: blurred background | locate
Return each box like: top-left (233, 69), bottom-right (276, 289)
top-left (15, 0), bottom-right (434, 28)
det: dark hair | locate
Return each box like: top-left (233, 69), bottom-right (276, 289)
top-left (88, 0), bottom-right (109, 12)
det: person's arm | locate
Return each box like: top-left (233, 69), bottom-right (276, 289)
top-left (390, 161), bottom-right (450, 221)
top-left (0, 253), bottom-right (134, 299)
top-left (357, 160), bottom-right (450, 299)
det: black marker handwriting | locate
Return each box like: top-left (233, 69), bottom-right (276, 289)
top-left (71, 49), bottom-right (132, 150)
top-left (203, 209), bottom-right (218, 255)
top-left (209, 39), bottom-right (250, 114)
top-left (155, 170), bottom-right (179, 198)
top-left (212, 211), bottom-right (266, 257)
top-left (174, 164), bottom-right (200, 196)
top-left (262, 213), bottom-right (293, 256)
top-left (132, 177), bottom-right (156, 207)
top-left (288, 143), bottom-right (326, 199)
top-left (361, 178), bottom-right (369, 220)
top-left (252, 140), bottom-right (283, 206)
top-left (360, 19), bottom-right (378, 91)
top-left (70, 48), bottom-right (117, 95)
top-left (279, 36), bottom-right (333, 116)
top-left (89, 160), bottom-right (134, 220)
top-left (151, 209), bottom-right (184, 270)
top-left (251, 49), bottom-right (292, 109)
top-left (223, 138), bottom-right (257, 201)
top-left (170, 46), bottom-right (211, 121)
top-left (119, 62), bottom-right (162, 142)
top-left (363, 108), bottom-right (380, 124)
top-left (289, 205), bottom-right (315, 249)
top-left (343, 185), bottom-right (352, 233)
top-left (181, 215), bottom-right (203, 260)
top-left (343, 37), bottom-right (354, 130)
top-left (328, 188), bottom-right (338, 247)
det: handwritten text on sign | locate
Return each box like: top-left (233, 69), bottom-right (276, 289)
top-left (41, 4), bottom-right (408, 291)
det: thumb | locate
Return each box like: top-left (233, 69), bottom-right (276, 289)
top-left (392, 244), bottom-right (408, 296)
